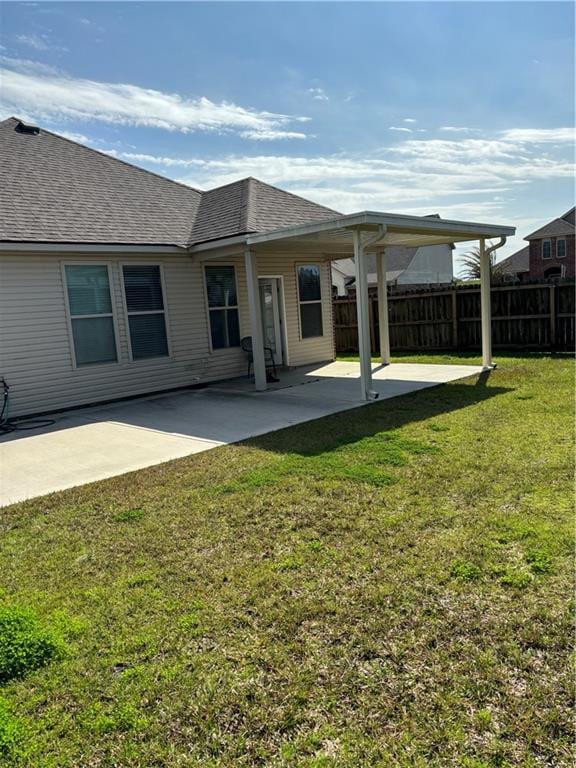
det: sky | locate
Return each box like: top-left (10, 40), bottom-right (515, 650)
top-left (0, 1), bottom-right (574, 272)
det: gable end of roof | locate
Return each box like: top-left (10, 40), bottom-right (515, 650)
top-left (525, 208), bottom-right (576, 241)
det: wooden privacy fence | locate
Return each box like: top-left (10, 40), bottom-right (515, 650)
top-left (333, 281), bottom-right (575, 353)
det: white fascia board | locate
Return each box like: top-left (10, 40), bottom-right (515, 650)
top-left (362, 211), bottom-right (516, 237)
top-left (246, 211), bottom-right (515, 247)
top-left (0, 242), bottom-right (187, 254)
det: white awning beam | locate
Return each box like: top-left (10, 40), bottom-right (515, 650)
top-left (246, 210), bottom-right (515, 249)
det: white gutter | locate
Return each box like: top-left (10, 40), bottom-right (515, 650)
top-left (0, 242), bottom-right (186, 254)
top-left (485, 236), bottom-right (508, 261)
top-left (189, 234), bottom-right (249, 253)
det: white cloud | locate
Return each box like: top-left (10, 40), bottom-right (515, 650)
top-left (0, 62), bottom-right (311, 140)
top-left (0, 55), bottom-right (62, 76)
top-left (240, 129), bottom-right (307, 141)
top-left (307, 87), bottom-right (329, 102)
top-left (112, 129), bottom-right (572, 209)
top-left (500, 128), bottom-right (575, 143)
top-left (15, 33), bottom-right (50, 51)
top-left (58, 130), bottom-right (92, 144)
top-left (110, 151), bottom-right (199, 167)
top-left (439, 126), bottom-right (477, 134)
top-left (15, 32), bottom-right (66, 52)
top-left (403, 118), bottom-right (417, 124)
top-left (388, 126), bottom-right (412, 133)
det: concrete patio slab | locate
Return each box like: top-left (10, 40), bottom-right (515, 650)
top-left (0, 362), bottom-right (482, 506)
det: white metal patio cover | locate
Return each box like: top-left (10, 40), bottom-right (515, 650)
top-left (207, 211), bottom-right (515, 400)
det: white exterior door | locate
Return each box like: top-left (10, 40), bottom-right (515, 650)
top-left (258, 278), bottom-right (284, 366)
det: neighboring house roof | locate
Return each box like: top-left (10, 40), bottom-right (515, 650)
top-left (525, 207), bottom-right (576, 241)
top-left (497, 245), bottom-right (529, 275)
top-left (333, 246), bottom-right (429, 286)
top-left (0, 117), bottom-right (338, 248)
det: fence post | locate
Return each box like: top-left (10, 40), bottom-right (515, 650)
top-left (549, 284), bottom-right (556, 349)
top-left (451, 289), bottom-right (458, 350)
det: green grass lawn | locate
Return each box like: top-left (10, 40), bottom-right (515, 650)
top-left (0, 354), bottom-right (573, 767)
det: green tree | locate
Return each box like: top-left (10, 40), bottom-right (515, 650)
top-left (460, 243), bottom-right (504, 282)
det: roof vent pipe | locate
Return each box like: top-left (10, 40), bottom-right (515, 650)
top-left (15, 120), bottom-right (40, 135)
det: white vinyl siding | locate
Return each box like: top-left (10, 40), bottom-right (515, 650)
top-left (0, 252), bottom-right (211, 417)
top-left (0, 249), bottom-right (335, 417)
top-left (251, 253), bottom-right (334, 367)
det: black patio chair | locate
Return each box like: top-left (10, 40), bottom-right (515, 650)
top-left (240, 336), bottom-right (278, 381)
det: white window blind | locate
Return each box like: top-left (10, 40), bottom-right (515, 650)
top-left (122, 265), bottom-right (169, 359)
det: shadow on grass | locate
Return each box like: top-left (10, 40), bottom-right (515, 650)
top-left (213, 378), bottom-right (513, 495)
top-left (246, 379), bottom-right (513, 459)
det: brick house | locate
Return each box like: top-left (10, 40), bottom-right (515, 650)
top-left (525, 207), bottom-right (575, 281)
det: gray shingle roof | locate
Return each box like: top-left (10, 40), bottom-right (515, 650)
top-left (1, 117), bottom-right (339, 247)
top-left (0, 117), bottom-right (202, 246)
top-left (561, 207), bottom-right (575, 226)
top-left (246, 178), bottom-right (338, 235)
top-left (497, 245), bottom-right (529, 274)
top-left (189, 177), bottom-right (338, 244)
top-left (191, 179), bottom-right (251, 244)
top-left (525, 207), bottom-right (575, 240)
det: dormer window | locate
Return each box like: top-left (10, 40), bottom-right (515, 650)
top-left (541, 239), bottom-right (552, 259)
top-left (556, 238), bottom-right (566, 258)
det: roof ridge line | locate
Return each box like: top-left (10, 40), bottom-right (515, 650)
top-left (239, 178), bottom-right (254, 233)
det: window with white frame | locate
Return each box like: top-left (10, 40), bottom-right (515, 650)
top-left (557, 238), bottom-right (566, 258)
top-left (297, 264), bottom-right (323, 338)
top-left (204, 265), bottom-right (240, 349)
top-left (541, 239), bottom-right (552, 259)
top-left (64, 264), bottom-right (117, 366)
top-left (122, 265), bottom-right (169, 359)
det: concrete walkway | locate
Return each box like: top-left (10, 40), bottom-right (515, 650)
top-left (0, 362), bottom-right (482, 506)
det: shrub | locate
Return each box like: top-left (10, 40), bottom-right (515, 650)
top-left (0, 605), bottom-right (63, 683)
